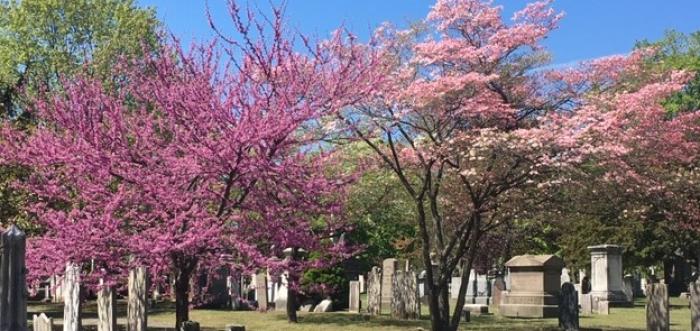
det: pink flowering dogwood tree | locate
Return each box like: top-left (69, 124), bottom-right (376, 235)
top-left (0, 2), bottom-right (381, 327)
top-left (337, 0), bottom-right (698, 330)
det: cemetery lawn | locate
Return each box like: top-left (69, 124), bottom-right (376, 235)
top-left (28, 297), bottom-right (690, 330)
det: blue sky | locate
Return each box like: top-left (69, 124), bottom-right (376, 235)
top-left (138, 0), bottom-right (700, 66)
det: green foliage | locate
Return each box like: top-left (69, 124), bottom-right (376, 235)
top-left (340, 142), bottom-right (418, 270)
top-left (0, 0), bottom-right (160, 116)
top-left (638, 30), bottom-right (700, 114)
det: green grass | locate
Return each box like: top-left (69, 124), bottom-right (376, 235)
top-left (27, 297), bottom-right (692, 331)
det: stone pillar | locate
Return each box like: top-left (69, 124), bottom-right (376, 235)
top-left (63, 263), bottom-right (81, 331)
top-left (128, 267), bottom-right (148, 331)
top-left (367, 266), bottom-right (381, 315)
top-left (0, 225), bottom-right (27, 331)
top-left (97, 286), bottom-right (117, 331)
top-left (381, 258), bottom-right (398, 311)
top-left (646, 283), bottom-right (669, 331)
top-left (588, 245), bottom-right (627, 308)
top-left (227, 275), bottom-right (242, 310)
top-left (254, 272), bottom-right (268, 311)
top-left (405, 270), bottom-right (419, 319)
top-left (349, 281), bottom-right (361, 313)
top-left (32, 313), bottom-right (53, 331)
top-left (559, 282), bottom-right (579, 331)
top-left (359, 275), bottom-right (366, 294)
top-left (274, 273), bottom-right (288, 312)
top-left (690, 281), bottom-right (700, 331)
top-left (391, 270), bottom-right (407, 319)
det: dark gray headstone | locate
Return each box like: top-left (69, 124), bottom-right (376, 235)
top-left (646, 283), bottom-right (669, 331)
top-left (559, 282), bottom-right (579, 331)
top-left (180, 321), bottom-right (200, 331)
top-left (0, 225), bottom-right (27, 331)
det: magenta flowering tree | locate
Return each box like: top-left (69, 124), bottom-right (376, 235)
top-left (0, 2), bottom-right (381, 327)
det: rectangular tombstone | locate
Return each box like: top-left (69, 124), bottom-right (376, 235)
top-left (128, 267), bottom-right (148, 331)
top-left (473, 273), bottom-right (490, 305)
top-left (367, 266), bottom-right (382, 315)
top-left (349, 281), bottom-right (361, 313)
top-left (254, 272), bottom-right (268, 311)
top-left (32, 313), bottom-right (53, 331)
top-left (580, 294), bottom-right (593, 315)
top-left (450, 276), bottom-right (462, 300)
top-left (97, 287), bottom-right (117, 331)
top-left (227, 275), bottom-right (242, 310)
top-left (500, 255), bottom-right (564, 318)
top-left (0, 225), bottom-right (27, 331)
top-left (63, 263), bottom-right (81, 331)
top-left (381, 258), bottom-right (398, 311)
top-left (491, 276), bottom-right (506, 309)
top-left (690, 281), bottom-right (700, 331)
top-left (646, 283), bottom-right (669, 331)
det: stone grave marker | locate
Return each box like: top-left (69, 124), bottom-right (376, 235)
top-left (646, 283), bottom-right (669, 331)
top-left (349, 281), bottom-right (361, 313)
top-left (128, 266), bottom-right (148, 331)
top-left (63, 263), bottom-right (81, 331)
top-left (32, 313), bottom-right (53, 331)
top-left (559, 282), bottom-right (579, 331)
top-left (97, 286), bottom-right (117, 331)
top-left (0, 225), bottom-right (27, 331)
top-left (367, 266), bottom-right (382, 315)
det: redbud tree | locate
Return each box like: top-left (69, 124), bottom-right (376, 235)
top-left (0, 2), bottom-right (381, 327)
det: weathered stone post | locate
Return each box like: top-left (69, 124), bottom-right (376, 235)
top-left (0, 225), bottom-right (27, 331)
top-left (97, 285), bottom-right (117, 331)
top-left (367, 266), bottom-right (381, 315)
top-left (588, 245), bottom-right (628, 309)
top-left (128, 266), bottom-right (148, 331)
top-left (32, 313), bottom-right (53, 331)
top-left (646, 283), bottom-right (669, 331)
top-left (254, 272), bottom-right (268, 311)
top-left (391, 270), bottom-right (407, 319)
top-left (559, 282), bottom-right (579, 331)
top-left (381, 258), bottom-right (398, 313)
top-left (690, 280), bottom-right (700, 331)
top-left (349, 280), bottom-right (361, 313)
top-left (63, 262), bottom-right (81, 331)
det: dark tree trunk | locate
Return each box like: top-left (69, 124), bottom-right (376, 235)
top-left (174, 258), bottom-right (196, 330)
top-left (286, 248), bottom-right (300, 323)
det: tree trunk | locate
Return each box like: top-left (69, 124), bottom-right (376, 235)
top-left (174, 265), bottom-right (194, 330)
top-left (287, 288), bottom-right (298, 323)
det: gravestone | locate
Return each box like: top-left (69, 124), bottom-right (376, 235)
top-left (390, 270), bottom-right (419, 319)
top-left (227, 275), bottom-right (242, 310)
top-left (623, 275), bottom-right (635, 302)
top-left (589, 245), bottom-right (628, 308)
top-left (32, 313), bottom-right (53, 331)
top-left (128, 267), bottom-right (148, 331)
top-left (580, 294), bottom-right (593, 315)
top-left (491, 275), bottom-right (506, 308)
top-left (254, 272), bottom-right (268, 311)
top-left (646, 283), bottom-right (669, 331)
top-left (181, 321), bottom-right (200, 331)
top-left (473, 273), bottom-right (490, 305)
top-left (349, 281), bottom-right (361, 313)
top-left (225, 324), bottom-right (246, 331)
top-left (559, 282), bottom-right (579, 331)
top-left (404, 270), bottom-right (419, 319)
top-left (359, 274), bottom-right (366, 293)
top-left (0, 225), bottom-right (27, 331)
top-left (63, 263), bottom-right (81, 331)
top-left (313, 298), bottom-right (333, 312)
top-left (381, 258), bottom-right (398, 311)
top-left (561, 267), bottom-right (571, 285)
top-left (690, 281), bottom-right (700, 331)
top-left (367, 266), bottom-right (382, 315)
top-left (274, 273), bottom-right (288, 312)
top-left (97, 286), bottom-right (117, 331)
top-left (500, 255), bottom-right (564, 318)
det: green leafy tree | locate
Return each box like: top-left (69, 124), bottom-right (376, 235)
top-left (0, 0), bottom-right (160, 116)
